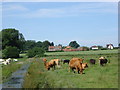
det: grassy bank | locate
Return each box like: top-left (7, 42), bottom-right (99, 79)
top-left (23, 51), bottom-right (118, 88)
top-left (1, 57), bottom-right (28, 83)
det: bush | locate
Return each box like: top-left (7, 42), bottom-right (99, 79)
top-left (27, 47), bottom-right (45, 58)
top-left (101, 48), bottom-right (108, 50)
top-left (3, 46), bottom-right (19, 58)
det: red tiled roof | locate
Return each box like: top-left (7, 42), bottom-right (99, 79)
top-left (49, 46), bottom-right (55, 49)
top-left (92, 46), bottom-right (98, 48)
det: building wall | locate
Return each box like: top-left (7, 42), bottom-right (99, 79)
top-left (92, 47), bottom-right (98, 50)
top-left (108, 45), bottom-right (113, 49)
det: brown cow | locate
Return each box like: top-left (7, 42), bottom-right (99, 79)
top-left (51, 59), bottom-right (61, 66)
top-left (82, 63), bottom-right (88, 69)
top-left (69, 58), bottom-right (84, 74)
top-left (43, 58), bottom-right (56, 70)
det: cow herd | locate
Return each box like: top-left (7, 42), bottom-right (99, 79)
top-left (0, 58), bottom-right (18, 65)
top-left (43, 56), bottom-right (109, 74)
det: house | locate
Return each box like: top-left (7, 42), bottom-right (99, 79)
top-left (66, 46), bottom-right (72, 49)
top-left (106, 44), bottom-right (114, 49)
top-left (63, 46), bottom-right (81, 51)
top-left (91, 46), bottom-right (99, 50)
top-left (48, 46), bottom-right (62, 51)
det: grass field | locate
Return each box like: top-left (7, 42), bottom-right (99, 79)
top-left (45, 49), bottom-right (118, 56)
top-left (23, 50), bottom-right (118, 88)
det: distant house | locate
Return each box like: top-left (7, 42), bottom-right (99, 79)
top-left (91, 46), bottom-right (99, 50)
top-left (63, 46), bottom-right (81, 51)
top-left (48, 46), bottom-right (62, 51)
top-left (66, 46), bottom-right (72, 49)
top-left (106, 44), bottom-right (114, 49)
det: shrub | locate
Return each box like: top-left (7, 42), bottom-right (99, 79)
top-left (101, 48), bottom-right (108, 50)
top-left (27, 47), bottom-right (45, 58)
top-left (2, 46), bottom-right (19, 58)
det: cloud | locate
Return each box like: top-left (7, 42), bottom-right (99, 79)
top-left (3, 4), bottom-right (29, 11)
top-left (3, 2), bottom-right (117, 18)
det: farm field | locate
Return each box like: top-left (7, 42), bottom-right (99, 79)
top-left (45, 49), bottom-right (118, 56)
top-left (23, 50), bottom-right (118, 88)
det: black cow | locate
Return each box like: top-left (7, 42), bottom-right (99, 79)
top-left (90, 59), bottom-right (96, 64)
top-left (99, 59), bottom-right (108, 66)
top-left (63, 59), bottom-right (70, 64)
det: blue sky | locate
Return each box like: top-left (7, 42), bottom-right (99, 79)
top-left (2, 2), bottom-right (118, 47)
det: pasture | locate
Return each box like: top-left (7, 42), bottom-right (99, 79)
top-left (23, 50), bottom-right (118, 88)
top-left (45, 49), bottom-right (118, 56)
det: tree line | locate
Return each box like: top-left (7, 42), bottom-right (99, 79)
top-left (1, 28), bottom-right (119, 58)
top-left (0, 28), bottom-right (82, 58)
top-left (1, 28), bottom-right (55, 58)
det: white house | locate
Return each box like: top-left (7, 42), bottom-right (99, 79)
top-left (107, 44), bottom-right (114, 49)
top-left (91, 46), bottom-right (99, 50)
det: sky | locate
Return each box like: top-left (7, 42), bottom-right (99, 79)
top-left (2, 2), bottom-right (118, 47)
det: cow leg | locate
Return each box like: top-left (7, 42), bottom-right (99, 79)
top-left (52, 65), bottom-right (55, 70)
top-left (54, 65), bottom-right (55, 70)
top-left (69, 67), bottom-right (71, 72)
top-left (75, 67), bottom-right (79, 74)
top-left (72, 68), bottom-right (75, 73)
top-left (80, 69), bottom-right (83, 74)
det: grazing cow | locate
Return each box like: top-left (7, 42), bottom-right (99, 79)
top-left (43, 58), bottom-right (56, 70)
top-left (6, 58), bottom-right (12, 64)
top-left (71, 58), bottom-right (83, 63)
top-left (90, 59), bottom-right (96, 64)
top-left (2, 61), bottom-right (8, 65)
top-left (99, 57), bottom-right (108, 66)
top-left (69, 58), bottom-right (84, 74)
top-left (51, 59), bottom-right (61, 65)
top-left (0, 59), bottom-right (4, 64)
top-left (1, 59), bottom-right (9, 65)
top-left (82, 63), bottom-right (88, 69)
top-left (63, 59), bottom-right (70, 64)
top-left (13, 59), bottom-right (18, 62)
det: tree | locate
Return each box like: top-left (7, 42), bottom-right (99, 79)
top-left (42, 40), bottom-right (51, 51)
top-left (58, 44), bottom-right (62, 47)
top-left (36, 41), bottom-right (43, 48)
top-left (27, 47), bottom-right (45, 58)
top-left (69, 41), bottom-right (80, 48)
top-left (50, 42), bottom-right (54, 46)
top-left (97, 46), bottom-right (103, 50)
top-left (2, 28), bottom-right (25, 51)
top-left (82, 46), bottom-right (89, 51)
top-left (18, 33), bottom-right (26, 51)
top-left (2, 46), bottom-right (19, 58)
top-left (24, 40), bottom-right (36, 50)
top-left (0, 32), bottom-right (2, 50)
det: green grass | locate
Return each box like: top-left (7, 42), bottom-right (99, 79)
top-left (45, 49), bottom-right (118, 56)
top-left (23, 50), bottom-right (118, 88)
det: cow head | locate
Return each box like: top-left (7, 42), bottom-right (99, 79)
top-left (43, 58), bottom-right (47, 62)
top-left (82, 63), bottom-right (88, 69)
